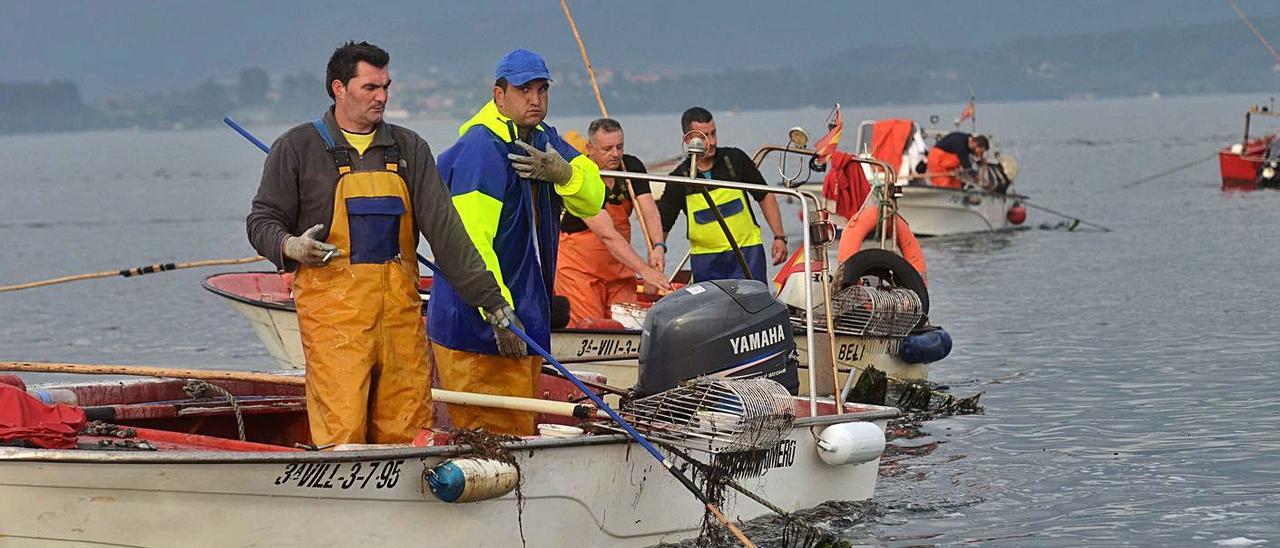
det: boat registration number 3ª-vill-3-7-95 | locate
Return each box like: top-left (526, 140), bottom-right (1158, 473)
top-left (273, 460), bottom-right (405, 490)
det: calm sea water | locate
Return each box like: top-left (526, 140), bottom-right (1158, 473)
top-left (2, 93), bottom-right (1278, 546)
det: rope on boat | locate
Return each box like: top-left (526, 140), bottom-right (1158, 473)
top-left (183, 380), bottom-right (246, 441)
top-left (1119, 151), bottom-right (1218, 188)
top-left (0, 256), bottom-right (264, 293)
top-left (1018, 199), bottom-right (1111, 231)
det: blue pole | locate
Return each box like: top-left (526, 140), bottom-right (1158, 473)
top-left (416, 254), bottom-right (443, 277)
top-left (507, 324), bottom-right (668, 463)
top-left (224, 117), bottom-right (271, 154)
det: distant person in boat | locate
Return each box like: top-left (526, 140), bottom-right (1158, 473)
top-left (657, 106), bottom-right (789, 283)
top-left (429, 49), bottom-right (606, 436)
top-left (925, 132), bottom-right (988, 189)
top-left (245, 41), bottom-right (514, 447)
top-left (556, 118), bottom-right (670, 326)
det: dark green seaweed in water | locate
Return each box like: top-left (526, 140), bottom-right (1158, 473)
top-left (848, 366), bottom-right (984, 419)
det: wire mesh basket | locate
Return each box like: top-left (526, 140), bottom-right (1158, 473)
top-left (792, 284), bottom-right (922, 338)
top-left (613, 378), bottom-right (796, 455)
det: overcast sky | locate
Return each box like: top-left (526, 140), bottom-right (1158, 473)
top-left (5, 0), bottom-right (1280, 98)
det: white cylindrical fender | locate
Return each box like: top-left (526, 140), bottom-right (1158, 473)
top-left (426, 458), bottom-right (519, 503)
top-left (815, 422), bottom-right (886, 466)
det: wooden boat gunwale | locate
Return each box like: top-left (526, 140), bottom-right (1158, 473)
top-left (0, 404), bottom-right (899, 465)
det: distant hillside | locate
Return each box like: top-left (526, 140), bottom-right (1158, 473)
top-left (11, 0), bottom-right (1279, 100)
top-left (5, 13), bottom-right (1280, 133)
top-left (586, 15), bottom-right (1280, 113)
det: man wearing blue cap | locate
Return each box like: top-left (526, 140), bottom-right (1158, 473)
top-left (429, 48), bottom-right (605, 436)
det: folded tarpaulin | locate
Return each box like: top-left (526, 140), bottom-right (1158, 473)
top-left (869, 119), bottom-right (915, 168)
top-left (0, 383), bottom-right (85, 449)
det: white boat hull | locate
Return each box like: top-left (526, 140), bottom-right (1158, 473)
top-left (795, 331), bottom-right (928, 396)
top-left (892, 186), bottom-right (1017, 236)
top-left (225, 299), bottom-right (308, 370)
top-left (0, 418), bottom-right (890, 547)
top-left (794, 181), bottom-right (1020, 237)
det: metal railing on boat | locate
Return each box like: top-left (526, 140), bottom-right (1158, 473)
top-left (599, 168), bottom-right (830, 415)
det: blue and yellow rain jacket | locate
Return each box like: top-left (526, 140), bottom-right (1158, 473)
top-left (429, 100), bottom-right (604, 354)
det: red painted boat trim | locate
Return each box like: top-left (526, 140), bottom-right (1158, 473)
top-left (1220, 135), bottom-right (1275, 191)
top-left (85, 425), bottom-right (302, 452)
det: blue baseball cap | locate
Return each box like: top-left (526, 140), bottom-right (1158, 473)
top-left (495, 48), bottom-right (553, 86)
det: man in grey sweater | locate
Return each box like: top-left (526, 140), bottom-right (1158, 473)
top-left (246, 41), bottom-right (517, 446)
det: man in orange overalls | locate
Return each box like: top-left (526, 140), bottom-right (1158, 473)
top-left (926, 132), bottom-right (988, 188)
top-left (246, 42), bottom-right (514, 446)
top-left (556, 118), bottom-right (669, 325)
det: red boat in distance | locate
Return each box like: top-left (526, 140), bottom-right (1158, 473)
top-left (1220, 104), bottom-right (1280, 191)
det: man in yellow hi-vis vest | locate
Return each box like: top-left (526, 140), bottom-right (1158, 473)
top-left (657, 106), bottom-right (789, 282)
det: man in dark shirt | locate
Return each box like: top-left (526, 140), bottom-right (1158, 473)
top-left (657, 106), bottom-right (788, 283)
top-left (926, 132), bottom-right (988, 188)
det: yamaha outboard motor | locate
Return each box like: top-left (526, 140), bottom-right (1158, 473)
top-left (635, 280), bottom-right (799, 397)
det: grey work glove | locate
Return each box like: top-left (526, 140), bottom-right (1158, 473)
top-left (283, 224), bottom-right (341, 266)
top-left (508, 141), bottom-right (573, 185)
top-left (486, 305), bottom-right (527, 358)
